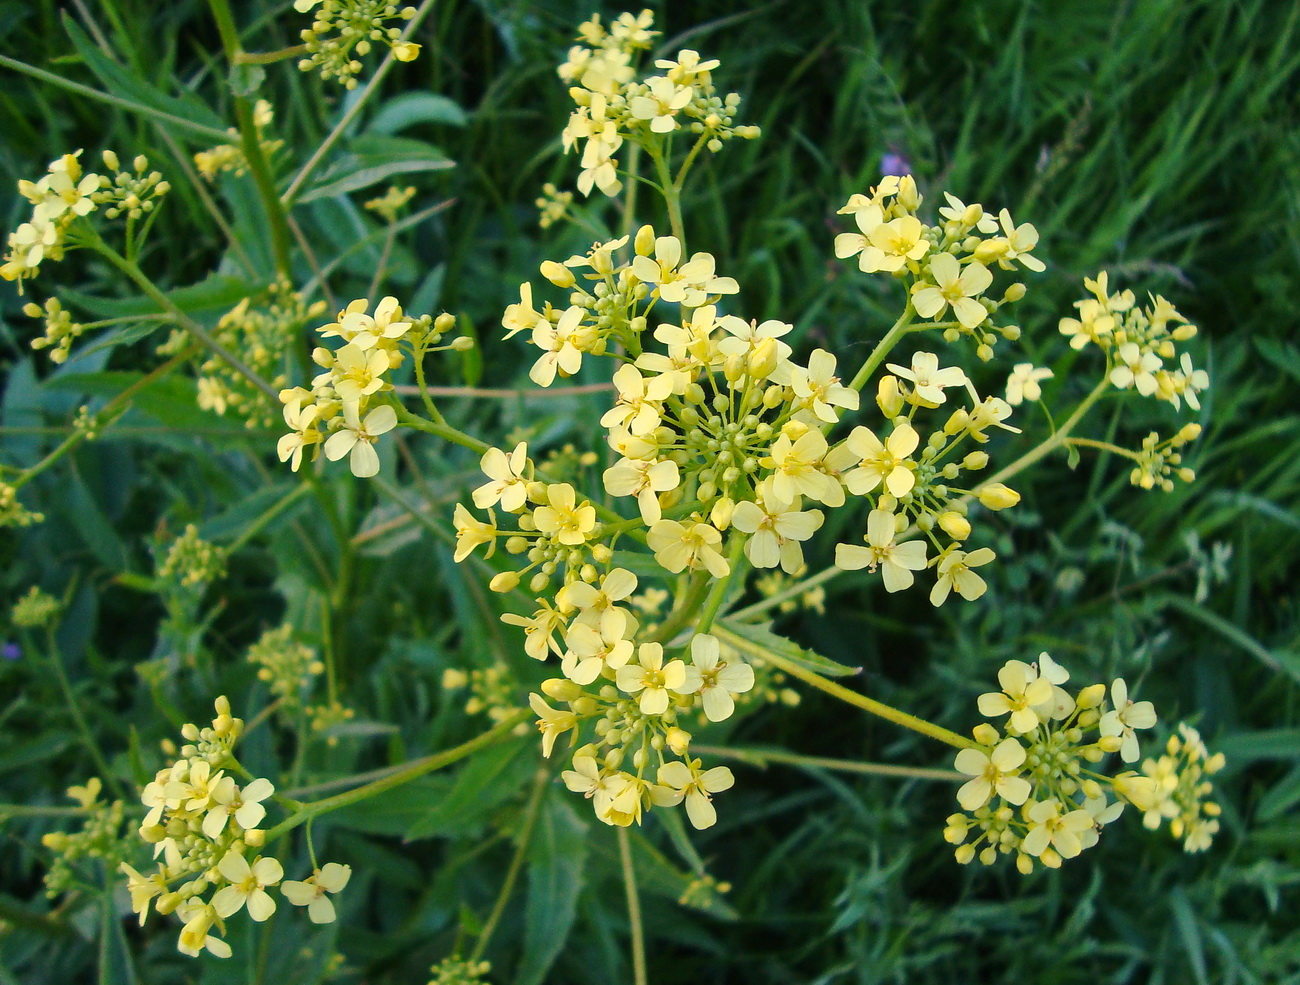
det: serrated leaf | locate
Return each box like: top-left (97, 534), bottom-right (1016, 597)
top-left (718, 619), bottom-right (860, 677)
top-left (331, 776), bottom-right (453, 836)
top-left (516, 793), bottom-right (587, 985)
top-left (405, 737), bottom-right (534, 840)
top-left (298, 135), bottom-right (454, 203)
top-left (367, 92), bottom-right (468, 134)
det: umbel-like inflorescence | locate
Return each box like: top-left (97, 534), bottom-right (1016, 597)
top-left (123, 698), bottom-right (351, 958)
top-left (558, 9), bottom-right (760, 197)
top-left (295, 0), bottom-right (421, 89)
top-left (946, 654), bottom-right (1224, 870)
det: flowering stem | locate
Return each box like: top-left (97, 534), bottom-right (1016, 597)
top-left (693, 536), bottom-right (748, 636)
top-left (282, 0), bottom-right (439, 207)
top-left (234, 45), bottom-right (309, 65)
top-left (844, 308), bottom-right (916, 395)
top-left (981, 376), bottom-right (1110, 487)
top-left (206, 0), bottom-right (293, 278)
top-left (617, 826), bottom-right (648, 985)
top-left (10, 350), bottom-right (193, 492)
top-left (648, 143), bottom-right (687, 249)
top-left (88, 237), bottom-right (280, 401)
top-left (691, 743), bottom-right (962, 781)
top-left (393, 402), bottom-right (489, 455)
top-left (411, 344), bottom-right (448, 426)
top-left (226, 484), bottom-right (313, 553)
top-left (264, 709), bottom-right (529, 844)
top-left (1062, 436), bottom-right (1139, 460)
top-left (469, 766), bottom-right (549, 963)
top-left (714, 624), bottom-right (974, 749)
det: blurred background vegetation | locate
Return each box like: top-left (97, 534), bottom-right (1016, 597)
top-left (1, 0), bottom-right (1298, 982)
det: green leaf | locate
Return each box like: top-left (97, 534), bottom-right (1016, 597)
top-left (61, 16), bottom-right (227, 133)
top-left (456, 310), bottom-right (482, 387)
top-left (719, 618), bottom-right (861, 677)
top-left (405, 737), bottom-right (534, 840)
top-left (228, 63), bottom-right (265, 98)
top-left (367, 92), bottom-right (468, 134)
top-left (298, 135), bottom-right (454, 203)
top-left (62, 274), bottom-right (260, 322)
top-left (516, 793), bottom-right (588, 985)
top-left (98, 890), bottom-right (138, 985)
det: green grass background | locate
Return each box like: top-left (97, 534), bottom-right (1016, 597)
top-left (1, 1), bottom-right (1298, 982)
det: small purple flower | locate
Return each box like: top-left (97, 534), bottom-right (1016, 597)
top-left (2, 642), bottom-right (20, 661)
top-left (880, 151), bottom-right (912, 177)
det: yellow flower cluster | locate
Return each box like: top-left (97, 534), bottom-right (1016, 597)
top-left (11, 585), bottom-right (61, 628)
top-left (1, 149), bottom-right (168, 291)
top-left (247, 625), bottom-right (325, 710)
top-left (40, 779), bottom-right (134, 898)
top-left (536, 182), bottom-right (573, 229)
top-left (364, 184), bottom-right (417, 222)
top-left (190, 279), bottom-right (326, 428)
top-left (1114, 723), bottom-right (1225, 852)
top-left (24, 296), bottom-right (84, 364)
top-left (276, 298), bottom-right (468, 477)
top-left (944, 654), bottom-right (1222, 871)
top-left (2, 152), bottom-right (103, 290)
top-left (156, 523), bottom-right (227, 589)
top-left (557, 8), bottom-right (759, 197)
top-left (295, 0), bottom-right (420, 89)
top-left (0, 482), bottom-right (44, 528)
top-left (125, 697), bottom-right (351, 958)
top-left (838, 177), bottom-right (1039, 361)
top-left (194, 99), bottom-right (283, 180)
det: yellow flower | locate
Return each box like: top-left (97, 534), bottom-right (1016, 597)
top-left (858, 215), bottom-right (929, 273)
top-left (731, 489), bottom-right (824, 574)
top-left (281, 863), bottom-right (352, 923)
top-left (929, 547), bottom-right (996, 605)
top-left (615, 642), bottom-right (689, 715)
top-left (886, 351), bottom-right (969, 406)
top-left (954, 738), bottom-right (1030, 811)
top-left (977, 659), bottom-right (1054, 734)
top-left (910, 253), bottom-right (993, 328)
top-left (647, 518), bottom-right (730, 577)
top-left (655, 760), bottom-right (734, 829)
top-left (1004, 363), bottom-right (1053, 405)
top-left (533, 483), bottom-right (597, 546)
top-left (680, 633), bottom-right (754, 722)
top-left (175, 900), bottom-right (232, 958)
top-left (473, 442), bottom-right (531, 512)
top-left (323, 403), bottom-right (397, 478)
top-left (452, 503), bottom-right (497, 562)
top-left (843, 422), bottom-right (918, 497)
top-left (212, 852), bottom-right (283, 921)
top-left (528, 692), bottom-right (577, 757)
top-left (834, 508), bottom-right (928, 592)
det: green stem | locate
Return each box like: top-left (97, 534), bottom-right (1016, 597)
top-left (88, 237), bottom-right (279, 401)
top-left (0, 804), bottom-right (87, 818)
top-left (1062, 436), bottom-right (1138, 460)
top-left (226, 484), bottom-right (312, 552)
top-left (282, 0), bottom-right (439, 206)
top-left (694, 535), bottom-right (748, 636)
top-left (469, 766), bottom-right (549, 963)
top-left (621, 142), bottom-right (642, 240)
top-left (617, 827), bottom-right (648, 985)
top-left (207, 0), bottom-right (293, 278)
top-left (38, 628), bottom-right (125, 798)
top-left (393, 402), bottom-right (487, 454)
top-left (411, 342), bottom-right (447, 426)
top-left (980, 376), bottom-right (1110, 488)
top-left (650, 571), bottom-right (710, 643)
top-left (713, 623), bottom-right (974, 749)
top-left (263, 709), bottom-right (529, 844)
top-left (235, 45), bottom-right (309, 65)
top-left (11, 351), bottom-right (192, 492)
top-left (844, 308), bottom-right (916, 395)
top-left (0, 54), bottom-right (231, 141)
top-left (691, 743), bottom-right (962, 781)
top-left (648, 143), bottom-right (686, 248)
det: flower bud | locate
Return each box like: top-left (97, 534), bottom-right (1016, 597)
top-left (543, 678), bottom-right (583, 702)
top-left (664, 727), bottom-right (691, 756)
top-left (634, 224), bottom-right (656, 256)
top-left (748, 336), bottom-right (779, 379)
top-left (391, 41), bottom-right (421, 61)
top-left (450, 336), bottom-right (475, 351)
top-left (962, 450), bottom-right (989, 470)
top-left (938, 511), bottom-right (971, 540)
top-left (972, 723), bottom-right (1000, 746)
top-left (976, 483), bottom-right (1020, 510)
top-left (102, 149), bottom-right (120, 171)
top-left (591, 544), bottom-right (612, 564)
top-left (1003, 283), bottom-right (1026, 303)
top-left (710, 496), bottom-right (734, 530)
top-left (540, 260), bottom-right (575, 288)
top-left (1075, 683), bottom-right (1106, 709)
top-left (876, 375), bottom-right (904, 418)
top-left (489, 571), bottom-right (520, 593)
